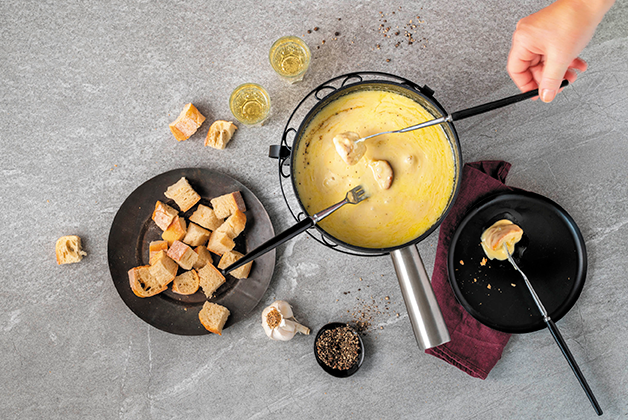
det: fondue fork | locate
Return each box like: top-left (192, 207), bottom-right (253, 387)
top-left (221, 186), bottom-right (368, 276)
top-left (347, 80), bottom-right (570, 149)
top-left (504, 245), bottom-right (602, 416)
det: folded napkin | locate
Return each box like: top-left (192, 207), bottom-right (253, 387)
top-left (425, 161), bottom-right (513, 380)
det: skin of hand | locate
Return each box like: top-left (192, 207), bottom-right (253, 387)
top-left (507, 0), bottom-right (615, 102)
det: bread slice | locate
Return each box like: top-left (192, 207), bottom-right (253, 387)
top-left (164, 177), bottom-right (201, 213)
top-left (128, 265), bottom-right (164, 298)
top-left (182, 222), bottom-right (211, 247)
top-left (205, 120), bottom-right (237, 149)
top-left (167, 240), bottom-right (198, 270)
top-left (162, 215), bottom-right (187, 246)
top-left (197, 263), bottom-right (226, 298)
top-left (128, 252), bottom-right (178, 298)
top-left (193, 245), bottom-right (212, 270)
top-left (172, 270), bottom-right (200, 295)
top-left (55, 235), bottom-right (87, 265)
top-left (198, 302), bottom-right (230, 335)
top-left (152, 201), bottom-right (179, 231)
top-left (148, 252), bottom-right (178, 286)
top-left (206, 231), bottom-right (235, 256)
top-left (218, 250), bottom-right (253, 279)
top-left (149, 240), bottom-right (169, 265)
top-left (215, 210), bottom-right (246, 239)
top-left (210, 191), bottom-right (246, 219)
top-left (169, 103), bottom-right (206, 141)
top-left (189, 204), bottom-right (223, 231)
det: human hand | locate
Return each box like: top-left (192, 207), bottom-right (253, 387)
top-left (507, 0), bottom-right (613, 102)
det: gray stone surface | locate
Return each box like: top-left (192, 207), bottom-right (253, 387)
top-left (2, 0), bottom-right (627, 419)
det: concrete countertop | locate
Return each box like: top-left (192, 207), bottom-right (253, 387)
top-left (2, 0), bottom-right (627, 419)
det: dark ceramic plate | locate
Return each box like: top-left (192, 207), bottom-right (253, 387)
top-left (448, 191), bottom-right (586, 334)
top-left (314, 323), bottom-right (365, 378)
top-left (107, 168), bottom-right (276, 335)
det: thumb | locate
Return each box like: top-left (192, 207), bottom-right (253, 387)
top-left (539, 55), bottom-right (570, 103)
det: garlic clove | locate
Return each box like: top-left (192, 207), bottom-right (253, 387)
top-left (272, 300), bottom-right (294, 319)
top-left (261, 300), bottom-right (310, 341)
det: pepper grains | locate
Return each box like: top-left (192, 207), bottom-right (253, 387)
top-left (316, 325), bottom-right (361, 370)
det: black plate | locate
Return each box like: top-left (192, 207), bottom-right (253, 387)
top-left (448, 191), bottom-right (586, 334)
top-left (107, 168), bottom-right (276, 335)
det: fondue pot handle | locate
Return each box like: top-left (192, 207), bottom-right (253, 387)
top-left (391, 246), bottom-right (450, 350)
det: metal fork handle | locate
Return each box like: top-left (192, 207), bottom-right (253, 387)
top-left (358, 116), bottom-right (450, 143)
top-left (505, 246), bottom-right (548, 319)
top-left (312, 198), bottom-right (348, 223)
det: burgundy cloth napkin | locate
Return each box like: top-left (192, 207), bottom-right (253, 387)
top-left (425, 160), bottom-right (513, 380)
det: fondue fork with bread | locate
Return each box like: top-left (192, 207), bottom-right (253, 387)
top-left (333, 80), bottom-right (570, 166)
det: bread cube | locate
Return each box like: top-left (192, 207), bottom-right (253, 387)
top-left (197, 263), bottom-right (226, 298)
top-left (152, 201), bottom-right (179, 231)
top-left (164, 177), bottom-right (201, 213)
top-left (206, 231), bottom-right (235, 256)
top-left (218, 250), bottom-right (253, 279)
top-left (189, 204), bottom-right (223, 231)
top-left (193, 245), bottom-right (212, 270)
top-left (169, 103), bottom-right (206, 141)
top-left (215, 210), bottom-right (246, 240)
top-left (205, 120), bottom-right (237, 149)
top-left (167, 240), bottom-right (198, 270)
top-left (182, 222), bottom-right (211, 247)
top-left (55, 235), bottom-right (87, 265)
top-left (148, 252), bottom-right (178, 287)
top-left (210, 191), bottom-right (246, 219)
top-left (162, 216), bottom-right (187, 246)
top-left (199, 302), bottom-right (230, 335)
top-left (172, 270), bottom-right (200, 295)
top-left (149, 240), bottom-right (169, 264)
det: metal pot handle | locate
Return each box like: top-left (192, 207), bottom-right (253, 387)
top-left (391, 245), bottom-right (450, 350)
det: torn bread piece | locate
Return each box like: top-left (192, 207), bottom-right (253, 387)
top-left (193, 245), bottom-right (212, 270)
top-left (215, 210), bottom-right (246, 240)
top-left (197, 263), bottom-right (226, 298)
top-left (199, 302), bottom-right (230, 335)
top-left (167, 240), bottom-right (199, 270)
top-left (218, 250), bottom-right (253, 279)
top-left (205, 120), bottom-right (237, 149)
top-left (189, 204), bottom-right (223, 231)
top-left (210, 191), bottom-right (246, 219)
top-left (169, 103), bottom-right (206, 141)
top-left (164, 177), bottom-right (201, 212)
top-left (182, 222), bottom-right (211, 247)
top-left (206, 231), bottom-right (235, 256)
top-left (172, 270), bottom-right (200, 295)
top-left (162, 216), bottom-right (187, 246)
top-left (152, 201), bottom-right (179, 231)
top-left (128, 252), bottom-right (178, 298)
top-left (55, 235), bottom-right (87, 265)
top-left (149, 240), bottom-right (169, 265)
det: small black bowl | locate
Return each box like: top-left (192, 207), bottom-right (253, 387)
top-left (314, 322), bottom-right (365, 378)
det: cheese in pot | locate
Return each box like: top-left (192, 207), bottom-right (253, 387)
top-left (294, 89), bottom-right (456, 249)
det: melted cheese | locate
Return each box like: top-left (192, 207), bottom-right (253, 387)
top-left (480, 219), bottom-right (524, 260)
top-left (293, 90), bottom-right (455, 249)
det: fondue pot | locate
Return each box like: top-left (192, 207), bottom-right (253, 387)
top-left (269, 72), bottom-right (462, 350)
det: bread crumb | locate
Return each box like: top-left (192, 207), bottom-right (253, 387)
top-left (459, 260), bottom-right (464, 265)
top-left (511, 283), bottom-right (516, 287)
top-left (487, 284), bottom-right (492, 289)
top-left (480, 257), bottom-right (487, 266)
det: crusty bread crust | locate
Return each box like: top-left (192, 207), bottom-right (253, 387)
top-left (169, 103), bottom-right (206, 141)
top-left (172, 270), bottom-right (200, 295)
top-left (152, 201), bottom-right (179, 231)
top-left (204, 120), bottom-right (237, 149)
top-left (128, 265), bottom-right (168, 298)
top-left (162, 216), bottom-right (187, 245)
top-left (210, 192), bottom-right (246, 219)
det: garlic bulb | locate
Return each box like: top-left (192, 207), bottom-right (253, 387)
top-left (261, 300), bottom-right (310, 341)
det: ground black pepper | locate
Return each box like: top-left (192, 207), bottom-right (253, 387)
top-left (316, 325), bottom-right (361, 370)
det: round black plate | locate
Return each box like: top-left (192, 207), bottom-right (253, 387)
top-left (448, 191), bottom-right (586, 334)
top-left (314, 323), bottom-right (364, 378)
top-left (107, 168), bottom-right (276, 335)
